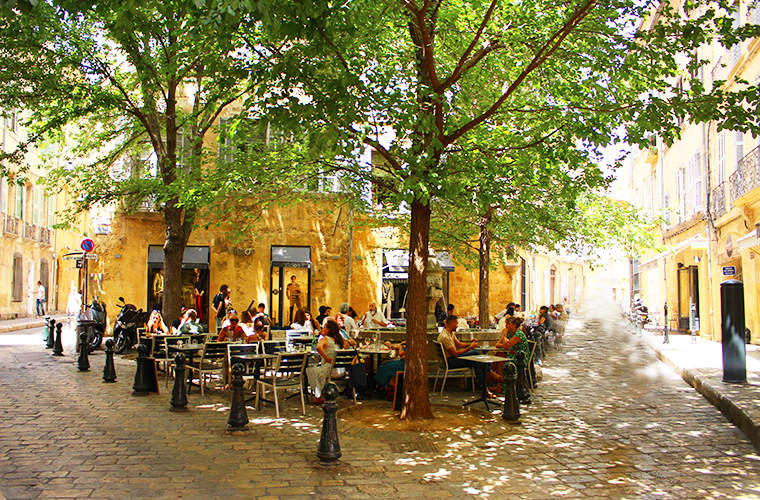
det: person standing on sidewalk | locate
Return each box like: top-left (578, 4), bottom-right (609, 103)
top-left (211, 284), bottom-right (230, 332)
top-left (35, 281), bottom-right (45, 318)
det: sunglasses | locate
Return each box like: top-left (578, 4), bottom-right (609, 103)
top-left (230, 319), bottom-right (239, 323)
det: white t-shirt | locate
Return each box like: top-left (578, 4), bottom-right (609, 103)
top-left (37, 285), bottom-right (45, 300)
top-left (361, 309), bottom-right (387, 327)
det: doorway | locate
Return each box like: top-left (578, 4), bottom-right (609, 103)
top-left (270, 266), bottom-right (311, 328)
top-left (677, 265), bottom-right (699, 330)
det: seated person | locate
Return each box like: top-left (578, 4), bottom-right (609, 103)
top-left (178, 309), bottom-right (204, 334)
top-left (493, 316), bottom-right (530, 376)
top-left (239, 310), bottom-right (255, 336)
top-left (375, 341), bottom-right (405, 390)
top-left (291, 309), bottom-right (317, 332)
top-left (334, 314), bottom-right (356, 347)
top-left (437, 315), bottom-right (488, 390)
top-left (146, 310), bottom-right (168, 335)
top-left (359, 302), bottom-right (387, 328)
top-left (253, 302), bottom-right (274, 326)
top-left (217, 314), bottom-right (247, 342)
top-left (306, 320), bottom-right (344, 404)
top-left (247, 318), bottom-right (269, 342)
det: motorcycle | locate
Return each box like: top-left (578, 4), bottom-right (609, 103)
top-left (75, 299), bottom-right (106, 352)
top-left (113, 297), bottom-right (151, 354)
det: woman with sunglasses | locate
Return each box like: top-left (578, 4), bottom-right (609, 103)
top-left (217, 314), bottom-right (247, 342)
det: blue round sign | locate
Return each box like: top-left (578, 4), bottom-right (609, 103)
top-left (80, 238), bottom-right (95, 252)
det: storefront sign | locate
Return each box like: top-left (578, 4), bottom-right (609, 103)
top-left (722, 266), bottom-right (736, 276)
top-left (228, 247), bottom-right (255, 256)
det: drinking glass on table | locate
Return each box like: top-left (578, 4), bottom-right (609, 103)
top-left (363, 337), bottom-right (370, 348)
top-left (371, 333), bottom-right (378, 348)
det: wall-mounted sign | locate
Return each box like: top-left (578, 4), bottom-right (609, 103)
top-left (80, 238), bottom-right (95, 252)
top-left (722, 266), bottom-right (736, 276)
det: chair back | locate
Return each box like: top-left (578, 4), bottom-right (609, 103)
top-left (434, 341), bottom-right (450, 369)
top-left (527, 340), bottom-right (538, 363)
top-left (189, 333), bottom-right (207, 345)
top-left (200, 342), bottom-right (228, 363)
top-left (151, 336), bottom-right (167, 358)
top-left (262, 340), bottom-right (287, 355)
top-left (332, 349), bottom-right (355, 372)
top-left (273, 352), bottom-right (307, 376)
top-left (228, 343), bottom-right (259, 366)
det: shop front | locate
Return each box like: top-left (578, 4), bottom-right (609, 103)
top-left (147, 245), bottom-right (210, 322)
top-left (270, 245), bottom-right (312, 328)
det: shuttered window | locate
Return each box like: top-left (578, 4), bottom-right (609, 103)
top-left (12, 253), bottom-right (23, 302)
top-left (32, 186), bottom-right (43, 225)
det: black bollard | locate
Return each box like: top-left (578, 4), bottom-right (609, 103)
top-left (42, 316), bottom-right (51, 345)
top-left (132, 344), bottom-right (151, 396)
top-left (501, 362), bottom-right (521, 424)
top-left (663, 303), bottom-right (669, 344)
top-left (515, 351), bottom-right (532, 405)
top-left (721, 280), bottom-right (747, 383)
top-left (170, 354), bottom-right (189, 412)
top-left (103, 339), bottom-right (117, 383)
top-left (226, 363), bottom-right (248, 432)
top-left (77, 332), bottom-right (90, 371)
top-left (52, 323), bottom-right (64, 356)
top-left (316, 382), bottom-right (342, 466)
top-left (45, 318), bottom-right (56, 349)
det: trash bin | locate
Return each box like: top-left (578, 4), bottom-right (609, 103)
top-left (76, 311), bottom-right (97, 353)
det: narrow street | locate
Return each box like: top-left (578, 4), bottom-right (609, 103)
top-left (1, 304), bottom-right (759, 499)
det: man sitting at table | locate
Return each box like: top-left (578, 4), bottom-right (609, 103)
top-left (359, 302), bottom-right (387, 328)
top-left (437, 315), bottom-right (490, 391)
top-left (217, 314), bottom-right (247, 342)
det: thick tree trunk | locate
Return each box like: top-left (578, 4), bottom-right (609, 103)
top-left (401, 199), bottom-right (435, 421)
top-left (162, 202), bottom-right (191, 324)
top-left (478, 207), bottom-right (493, 329)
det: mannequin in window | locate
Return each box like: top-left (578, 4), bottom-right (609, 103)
top-left (382, 281), bottom-right (394, 319)
top-left (193, 268), bottom-right (207, 322)
top-left (286, 275), bottom-right (302, 323)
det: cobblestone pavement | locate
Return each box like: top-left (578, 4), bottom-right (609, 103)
top-left (1, 308), bottom-right (760, 499)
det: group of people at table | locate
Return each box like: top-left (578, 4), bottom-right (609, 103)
top-left (141, 294), bottom-right (536, 405)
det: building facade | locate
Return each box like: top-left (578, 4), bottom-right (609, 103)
top-left (630, 1), bottom-right (760, 341)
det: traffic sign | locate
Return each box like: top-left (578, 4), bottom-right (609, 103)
top-left (722, 266), bottom-right (736, 276)
top-left (76, 259), bottom-right (83, 269)
top-left (80, 238), bottom-right (95, 252)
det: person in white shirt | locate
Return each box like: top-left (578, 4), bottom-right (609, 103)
top-left (338, 303), bottom-right (357, 333)
top-left (360, 302), bottom-right (387, 328)
top-left (36, 281), bottom-right (45, 318)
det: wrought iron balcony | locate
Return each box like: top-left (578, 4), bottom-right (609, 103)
top-left (729, 145), bottom-right (760, 202)
top-left (23, 222), bottom-right (37, 240)
top-left (3, 213), bottom-right (19, 236)
top-left (711, 182), bottom-right (728, 219)
top-left (38, 227), bottom-right (52, 246)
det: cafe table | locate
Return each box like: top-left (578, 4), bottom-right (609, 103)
top-left (357, 345), bottom-right (393, 398)
top-left (458, 353), bottom-right (506, 411)
top-left (228, 352), bottom-right (278, 402)
top-left (170, 343), bottom-right (204, 391)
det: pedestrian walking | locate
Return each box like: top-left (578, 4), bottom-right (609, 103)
top-left (36, 281), bottom-right (45, 318)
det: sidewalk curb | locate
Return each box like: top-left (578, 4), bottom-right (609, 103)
top-left (651, 345), bottom-right (760, 450)
top-left (0, 315), bottom-right (68, 334)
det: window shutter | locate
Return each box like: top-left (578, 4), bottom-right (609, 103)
top-left (735, 130), bottom-right (744, 166)
top-left (0, 177), bottom-right (6, 214)
top-left (12, 253), bottom-right (23, 302)
top-left (15, 185), bottom-right (24, 219)
top-left (693, 152), bottom-right (703, 212)
top-left (33, 187), bottom-right (43, 225)
top-left (664, 193), bottom-right (671, 227)
top-left (46, 193), bottom-right (55, 228)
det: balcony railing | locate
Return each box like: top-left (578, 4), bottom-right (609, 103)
top-left (711, 182), bottom-right (728, 219)
top-left (3, 213), bottom-right (19, 236)
top-left (38, 227), bottom-right (51, 246)
top-left (23, 222), bottom-right (37, 240)
top-left (729, 145), bottom-right (760, 202)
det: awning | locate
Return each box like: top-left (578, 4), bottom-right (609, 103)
top-left (638, 234), bottom-right (708, 272)
top-left (148, 245), bottom-right (210, 269)
top-left (737, 229), bottom-right (759, 253)
top-left (271, 246), bottom-right (311, 268)
top-left (383, 249), bottom-right (456, 273)
top-left (437, 251), bottom-right (455, 272)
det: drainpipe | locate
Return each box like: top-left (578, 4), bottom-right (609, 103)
top-left (347, 208), bottom-right (354, 303)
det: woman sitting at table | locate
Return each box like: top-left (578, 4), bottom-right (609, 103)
top-left (305, 319), bottom-right (344, 404)
top-left (374, 341), bottom-right (405, 393)
top-left (291, 309), bottom-right (318, 334)
top-left (239, 310), bottom-right (255, 336)
top-left (334, 314), bottom-right (357, 347)
top-left (217, 314), bottom-right (247, 342)
top-left (246, 317), bottom-right (269, 342)
top-left (146, 310), bottom-right (168, 336)
top-left (493, 316), bottom-right (530, 379)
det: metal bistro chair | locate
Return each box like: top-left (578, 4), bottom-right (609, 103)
top-left (228, 343), bottom-right (259, 377)
top-left (432, 341), bottom-right (475, 395)
top-left (330, 349), bottom-right (358, 404)
top-left (189, 333), bottom-right (208, 345)
top-left (161, 336), bottom-right (190, 384)
top-left (187, 341), bottom-right (227, 396)
top-left (526, 340), bottom-right (538, 389)
top-left (255, 352), bottom-right (308, 418)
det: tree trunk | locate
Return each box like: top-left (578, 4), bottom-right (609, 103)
top-left (162, 202), bottom-right (191, 324)
top-left (478, 207), bottom-right (493, 329)
top-left (401, 199), bottom-right (435, 421)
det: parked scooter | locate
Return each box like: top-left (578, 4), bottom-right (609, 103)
top-left (113, 297), bottom-right (151, 354)
top-left (75, 299), bottom-right (106, 352)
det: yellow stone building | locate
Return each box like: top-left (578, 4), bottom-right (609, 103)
top-left (631, 2), bottom-right (760, 341)
top-left (0, 109), bottom-right (90, 319)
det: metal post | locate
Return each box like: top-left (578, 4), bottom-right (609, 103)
top-left (721, 280), bottom-right (747, 383)
top-left (227, 363), bottom-right (249, 432)
top-left (170, 354), bottom-right (188, 412)
top-left (45, 318), bottom-right (56, 349)
top-left (132, 344), bottom-right (150, 396)
top-left (103, 339), bottom-right (116, 383)
top-left (514, 351), bottom-right (532, 405)
top-left (77, 332), bottom-right (90, 371)
top-left (42, 315), bottom-right (51, 344)
top-left (52, 323), bottom-right (64, 356)
top-left (501, 362), bottom-right (521, 424)
top-left (316, 382), bottom-right (342, 466)
top-left (690, 301), bottom-right (698, 344)
top-left (663, 302), bottom-right (669, 344)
